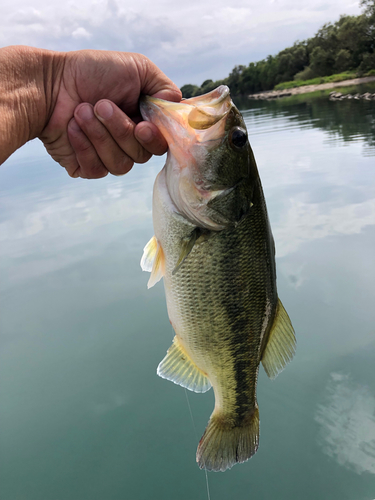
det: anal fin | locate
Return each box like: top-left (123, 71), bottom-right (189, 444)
top-left (157, 336), bottom-right (211, 393)
top-left (261, 298), bottom-right (296, 379)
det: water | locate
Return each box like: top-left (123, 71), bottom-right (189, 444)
top-left (1, 87), bottom-right (375, 499)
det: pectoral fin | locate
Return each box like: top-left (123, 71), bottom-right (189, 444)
top-left (140, 236), bottom-right (165, 288)
top-left (157, 336), bottom-right (212, 393)
top-left (261, 299), bottom-right (296, 379)
top-left (172, 228), bottom-right (212, 275)
top-left (172, 228), bottom-right (200, 275)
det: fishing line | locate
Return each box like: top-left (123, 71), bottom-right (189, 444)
top-left (184, 388), bottom-right (211, 500)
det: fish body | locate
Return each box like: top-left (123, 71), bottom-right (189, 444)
top-left (140, 86), bottom-right (295, 472)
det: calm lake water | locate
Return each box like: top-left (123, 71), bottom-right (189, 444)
top-left (1, 85), bottom-right (375, 499)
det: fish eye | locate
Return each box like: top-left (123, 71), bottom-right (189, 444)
top-left (229, 127), bottom-right (248, 149)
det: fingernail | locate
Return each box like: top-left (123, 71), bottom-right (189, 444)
top-left (96, 101), bottom-right (113, 120)
top-left (137, 124), bottom-right (153, 143)
top-left (77, 104), bottom-right (94, 121)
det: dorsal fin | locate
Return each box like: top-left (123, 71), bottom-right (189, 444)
top-left (140, 236), bottom-right (165, 288)
top-left (261, 299), bottom-right (296, 379)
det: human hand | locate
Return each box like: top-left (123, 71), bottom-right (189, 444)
top-left (40, 50), bottom-right (181, 178)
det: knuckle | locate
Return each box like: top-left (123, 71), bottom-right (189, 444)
top-left (135, 149), bottom-right (152, 164)
top-left (116, 120), bottom-right (134, 143)
top-left (76, 140), bottom-right (93, 155)
top-left (119, 156), bottom-right (134, 174)
top-left (90, 169), bottom-right (108, 179)
top-left (110, 155), bottom-right (134, 175)
top-left (87, 125), bottom-right (110, 145)
top-left (80, 161), bottom-right (108, 179)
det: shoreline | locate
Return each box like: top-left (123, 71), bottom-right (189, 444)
top-left (248, 75), bottom-right (375, 99)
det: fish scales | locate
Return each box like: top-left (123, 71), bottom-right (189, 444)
top-left (140, 85), bottom-right (296, 471)
top-left (162, 184), bottom-right (274, 414)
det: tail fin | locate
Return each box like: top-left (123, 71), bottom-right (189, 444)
top-left (196, 407), bottom-right (259, 472)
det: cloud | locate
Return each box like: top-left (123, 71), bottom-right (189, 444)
top-left (0, 145), bottom-right (161, 287)
top-left (72, 27), bottom-right (92, 39)
top-left (315, 372), bottom-right (375, 475)
top-left (274, 196), bottom-right (375, 257)
top-left (9, 7), bottom-right (44, 25)
top-left (0, 0), bottom-right (362, 86)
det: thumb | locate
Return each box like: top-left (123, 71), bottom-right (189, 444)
top-left (151, 87), bottom-right (182, 102)
top-left (134, 54), bottom-right (182, 103)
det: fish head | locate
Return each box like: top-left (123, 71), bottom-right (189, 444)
top-left (140, 85), bottom-right (254, 230)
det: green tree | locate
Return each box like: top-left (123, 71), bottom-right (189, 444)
top-left (334, 49), bottom-right (352, 71)
top-left (180, 84), bottom-right (199, 98)
top-left (200, 79), bottom-right (217, 93)
top-left (309, 46), bottom-right (334, 76)
top-left (180, 1), bottom-right (375, 96)
top-left (226, 65), bottom-right (246, 95)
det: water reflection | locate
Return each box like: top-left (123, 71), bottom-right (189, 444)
top-left (1, 92), bottom-right (375, 500)
top-left (315, 371), bottom-right (375, 475)
top-left (273, 196), bottom-right (375, 257)
top-left (235, 82), bottom-right (375, 154)
top-left (0, 151), bottom-right (163, 290)
top-left (239, 91), bottom-right (375, 259)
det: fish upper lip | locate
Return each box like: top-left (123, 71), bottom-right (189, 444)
top-left (140, 86), bottom-right (232, 132)
top-left (183, 85), bottom-right (230, 106)
top-left (140, 85), bottom-right (231, 112)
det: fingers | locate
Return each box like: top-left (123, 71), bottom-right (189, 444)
top-left (94, 100), bottom-right (153, 164)
top-left (67, 101), bottom-right (169, 179)
top-left (67, 117), bottom-right (108, 179)
top-left (94, 100), bottom-right (168, 156)
top-left (73, 102), bottom-right (136, 177)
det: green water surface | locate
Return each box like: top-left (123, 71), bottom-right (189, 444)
top-left (1, 89), bottom-right (375, 499)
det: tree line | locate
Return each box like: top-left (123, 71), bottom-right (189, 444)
top-left (181, 0), bottom-right (375, 97)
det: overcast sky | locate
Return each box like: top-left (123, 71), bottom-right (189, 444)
top-left (1, 0), bottom-right (362, 87)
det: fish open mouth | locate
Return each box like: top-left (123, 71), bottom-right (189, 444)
top-left (182, 86), bottom-right (231, 129)
top-left (140, 85), bottom-right (233, 138)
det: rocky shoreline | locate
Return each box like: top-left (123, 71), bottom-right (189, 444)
top-left (329, 91), bottom-right (375, 100)
top-left (248, 75), bottom-right (375, 100)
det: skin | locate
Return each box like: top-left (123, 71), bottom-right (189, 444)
top-left (0, 45), bottom-right (182, 178)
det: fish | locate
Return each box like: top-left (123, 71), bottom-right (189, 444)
top-left (140, 85), bottom-right (296, 472)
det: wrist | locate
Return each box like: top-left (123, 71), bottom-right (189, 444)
top-left (0, 46), bottom-right (65, 164)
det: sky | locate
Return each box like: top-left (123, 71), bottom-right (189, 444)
top-left (0, 0), bottom-right (363, 87)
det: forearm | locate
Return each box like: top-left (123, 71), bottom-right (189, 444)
top-left (0, 46), bottom-right (64, 164)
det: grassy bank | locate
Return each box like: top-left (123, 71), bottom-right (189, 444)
top-left (275, 70), bottom-right (375, 91)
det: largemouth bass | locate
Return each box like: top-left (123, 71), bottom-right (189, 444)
top-left (140, 85), bottom-right (296, 472)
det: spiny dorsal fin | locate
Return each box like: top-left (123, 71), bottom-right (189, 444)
top-left (157, 336), bottom-right (212, 393)
top-left (140, 236), bottom-right (165, 289)
top-left (261, 299), bottom-right (296, 379)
